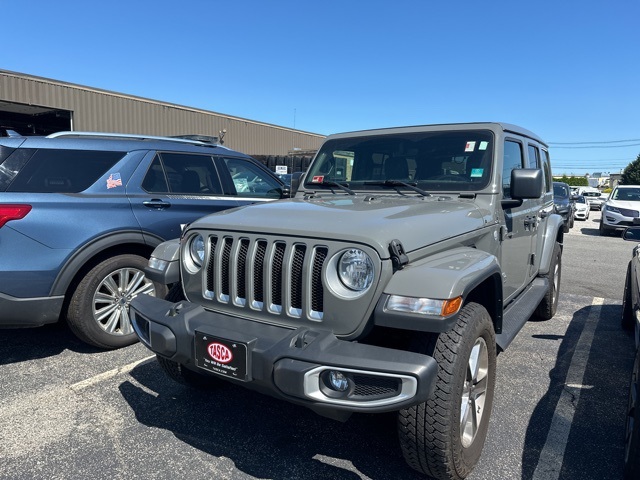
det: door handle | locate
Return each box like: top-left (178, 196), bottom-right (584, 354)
top-left (143, 199), bottom-right (171, 209)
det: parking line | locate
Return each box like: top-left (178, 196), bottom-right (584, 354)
top-left (531, 297), bottom-right (604, 480)
top-left (69, 355), bottom-right (155, 392)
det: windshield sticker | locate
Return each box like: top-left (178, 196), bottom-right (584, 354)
top-left (106, 173), bottom-right (123, 189)
top-left (479, 141), bottom-right (489, 150)
top-left (312, 175), bottom-right (325, 183)
top-left (465, 141), bottom-right (476, 152)
top-left (470, 168), bottom-right (484, 178)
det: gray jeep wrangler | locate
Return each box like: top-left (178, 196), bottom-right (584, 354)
top-left (130, 122), bottom-right (563, 480)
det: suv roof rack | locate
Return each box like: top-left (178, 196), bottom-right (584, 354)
top-left (1, 128), bottom-right (22, 138)
top-left (46, 131), bottom-right (226, 148)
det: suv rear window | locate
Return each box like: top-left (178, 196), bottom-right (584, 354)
top-left (2, 148), bottom-right (125, 193)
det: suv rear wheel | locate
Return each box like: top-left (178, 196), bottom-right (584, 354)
top-left (398, 302), bottom-right (496, 480)
top-left (66, 254), bottom-right (167, 349)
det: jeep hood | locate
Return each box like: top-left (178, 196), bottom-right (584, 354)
top-left (192, 195), bottom-right (486, 258)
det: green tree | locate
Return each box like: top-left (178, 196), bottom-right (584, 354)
top-left (621, 153), bottom-right (640, 185)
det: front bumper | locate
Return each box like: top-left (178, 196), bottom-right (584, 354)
top-left (574, 209), bottom-right (588, 220)
top-left (130, 294), bottom-right (438, 416)
top-left (602, 209), bottom-right (637, 230)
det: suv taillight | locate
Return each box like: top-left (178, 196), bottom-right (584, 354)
top-left (0, 205), bottom-right (32, 228)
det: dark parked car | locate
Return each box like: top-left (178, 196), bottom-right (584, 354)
top-left (621, 226), bottom-right (640, 479)
top-left (0, 131), bottom-right (287, 348)
top-left (553, 181), bottom-right (575, 232)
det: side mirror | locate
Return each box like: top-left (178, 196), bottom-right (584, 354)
top-left (289, 171), bottom-right (304, 196)
top-left (502, 169), bottom-right (543, 209)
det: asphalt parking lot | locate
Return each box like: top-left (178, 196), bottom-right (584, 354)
top-left (0, 212), bottom-right (636, 480)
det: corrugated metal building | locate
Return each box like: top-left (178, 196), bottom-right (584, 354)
top-left (0, 69), bottom-right (325, 157)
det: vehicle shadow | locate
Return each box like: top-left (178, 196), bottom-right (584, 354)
top-left (0, 321), bottom-right (101, 365)
top-left (520, 302), bottom-right (635, 479)
top-left (119, 361), bottom-right (425, 480)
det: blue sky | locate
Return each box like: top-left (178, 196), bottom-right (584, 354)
top-left (2, 0), bottom-right (638, 175)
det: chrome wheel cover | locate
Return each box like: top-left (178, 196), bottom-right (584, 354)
top-left (460, 337), bottom-right (489, 448)
top-left (92, 267), bottom-right (156, 335)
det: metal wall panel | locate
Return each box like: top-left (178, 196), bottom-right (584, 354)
top-left (0, 70), bottom-right (325, 156)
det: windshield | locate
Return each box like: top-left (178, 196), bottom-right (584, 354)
top-left (583, 191), bottom-right (601, 197)
top-left (304, 130), bottom-right (494, 192)
top-left (612, 187), bottom-right (640, 201)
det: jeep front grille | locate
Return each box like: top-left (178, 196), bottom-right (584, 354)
top-left (205, 235), bottom-right (328, 320)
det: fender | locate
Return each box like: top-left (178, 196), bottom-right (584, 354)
top-left (538, 213), bottom-right (564, 275)
top-left (50, 230), bottom-right (164, 297)
top-left (374, 247), bottom-right (502, 333)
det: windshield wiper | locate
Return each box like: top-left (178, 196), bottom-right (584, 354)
top-left (364, 180), bottom-right (431, 197)
top-left (310, 180), bottom-right (356, 195)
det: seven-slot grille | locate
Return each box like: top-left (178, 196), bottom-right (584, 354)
top-left (205, 234), bottom-right (328, 320)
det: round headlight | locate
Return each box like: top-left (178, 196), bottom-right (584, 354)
top-left (189, 234), bottom-right (205, 267)
top-left (338, 249), bottom-right (374, 291)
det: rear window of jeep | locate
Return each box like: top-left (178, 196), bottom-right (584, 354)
top-left (0, 148), bottom-right (125, 193)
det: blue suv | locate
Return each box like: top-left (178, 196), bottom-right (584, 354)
top-left (0, 131), bottom-right (287, 348)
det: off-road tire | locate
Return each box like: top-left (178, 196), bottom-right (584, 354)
top-left (624, 353), bottom-right (640, 479)
top-left (156, 355), bottom-right (217, 389)
top-left (66, 254), bottom-right (167, 349)
top-left (622, 261), bottom-right (634, 331)
top-left (534, 242), bottom-right (561, 320)
top-left (398, 302), bottom-right (496, 480)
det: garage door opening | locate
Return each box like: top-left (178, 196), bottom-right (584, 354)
top-left (0, 100), bottom-right (72, 136)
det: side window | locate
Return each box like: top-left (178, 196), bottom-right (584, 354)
top-left (527, 145), bottom-right (540, 168)
top-left (502, 140), bottom-right (523, 199)
top-left (542, 149), bottom-right (553, 193)
top-left (150, 152), bottom-right (222, 195)
top-left (141, 155), bottom-right (168, 193)
top-left (6, 149), bottom-right (125, 193)
top-left (223, 157), bottom-right (282, 198)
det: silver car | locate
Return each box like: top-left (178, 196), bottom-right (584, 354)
top-left (600, 186), bottom-right (640, 236)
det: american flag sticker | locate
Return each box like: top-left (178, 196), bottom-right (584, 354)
top-left (106, 173), bottom-right (123, 189)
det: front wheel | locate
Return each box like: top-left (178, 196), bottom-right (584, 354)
top-left (398, 302), bottom-right (496, 480)
top-left (66, 254), bottom-right (167, 349)
top-left (622, 262), bottom-right (634, 331)
top-left (534, 242), bottom-right (561, 320)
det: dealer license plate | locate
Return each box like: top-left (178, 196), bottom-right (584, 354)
top-left (195, 331), bottom-right (248, 381)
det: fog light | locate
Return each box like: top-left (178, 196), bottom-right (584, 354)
top-left (328, 370), bottom-right (349, 392)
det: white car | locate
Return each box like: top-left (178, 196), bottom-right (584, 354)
top-left (600, 185), bottom-right (640, 236)
top-left (573, 195), bottom-right (590, 220)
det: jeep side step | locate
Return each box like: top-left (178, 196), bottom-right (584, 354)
top-left (496, 278), bottom-right (548, 350)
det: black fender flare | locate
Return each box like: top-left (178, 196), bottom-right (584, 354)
top-left (50, 230), bottom-right (164, 297)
